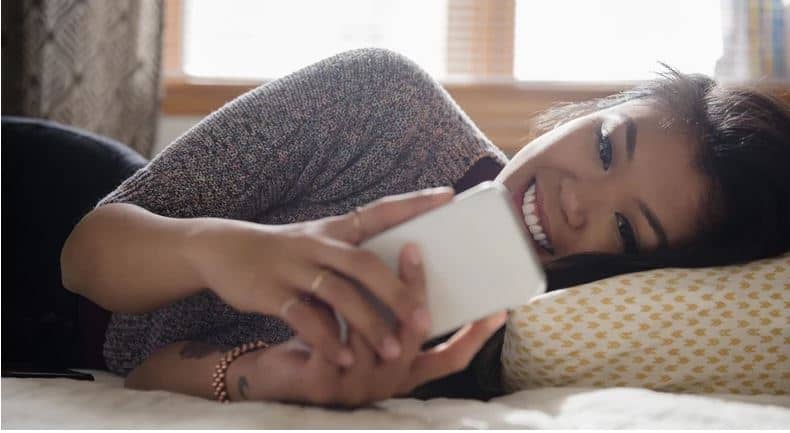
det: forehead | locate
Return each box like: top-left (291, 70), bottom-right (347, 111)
top-left (607, 101), bottom-right (710, 246)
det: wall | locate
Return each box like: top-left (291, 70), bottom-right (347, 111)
top-left (154, 115), bottom-right (201, 155)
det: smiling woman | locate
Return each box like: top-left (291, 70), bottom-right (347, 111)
top-left (453, 66), bottom-right (790, 399)
top-left (487, 65), bottom-right (790, 288)
top-left (61, 48), bottom-right (790, 405)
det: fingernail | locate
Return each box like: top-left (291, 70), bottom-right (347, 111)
top-left (406, 245), bottom-right (421, 266)
top-left (286, 338), bottom-right (312, 354)
top-left (380, 335), bottom-right (401, 359)
top-left (413, 307), bottom-right (431, 333)
top-left (338, 349), bottom-right (355, 367)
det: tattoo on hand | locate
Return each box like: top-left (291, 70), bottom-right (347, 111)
top-left (179, 341), bottom-right (229, 359)
top-left (238, 376), bottom-right (250, 400)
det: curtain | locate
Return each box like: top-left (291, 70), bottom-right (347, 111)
top-left (716, 0), bottom-right (788, 82)
top-left (2, 0), bottom-right (163, 158)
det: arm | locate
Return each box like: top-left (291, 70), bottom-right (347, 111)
top-left (123, 244), bottom-right (507, 406)
top-left (125, 340), bottom-right (248, 401)
top-left (60, 203), bottom-right (215, 313)
top-left (61, 48), bottom-right (435, 314)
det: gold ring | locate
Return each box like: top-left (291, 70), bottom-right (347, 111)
top-left (310, 269), bottom-right (330, 293)
top-left (279, 296), bottom-right (301, 318)
top-left (351, 207), bottom-right (364, 242)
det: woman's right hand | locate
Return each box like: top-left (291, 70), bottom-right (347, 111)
top-left (185, 187), bottom-right (455, 367)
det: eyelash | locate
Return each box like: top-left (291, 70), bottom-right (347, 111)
top-left (598, 123), bottom-right (638, 254)
top-left (615, 212), bottom-right (638, 254)
top-left (597, 126), bottom-right (613, 171)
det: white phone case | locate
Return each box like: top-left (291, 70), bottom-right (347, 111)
top-left (359, 181), bottom-right (547, 339)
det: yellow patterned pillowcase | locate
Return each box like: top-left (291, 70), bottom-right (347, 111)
top-left (501, 252), bottom-right (789, 395)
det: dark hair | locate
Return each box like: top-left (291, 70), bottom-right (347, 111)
top-left (411, 65), bottom-right (790, 400)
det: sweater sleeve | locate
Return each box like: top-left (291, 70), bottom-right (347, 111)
top-left (96, 47), bottom-right (480, 220)
top-left (99, 48), bottom-right (508, 377)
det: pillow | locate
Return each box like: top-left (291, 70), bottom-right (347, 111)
top-left (501, 252), bottom-right (789, 395)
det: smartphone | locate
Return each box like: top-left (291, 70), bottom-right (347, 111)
top-left (358, 181), bottom-right (546, 339)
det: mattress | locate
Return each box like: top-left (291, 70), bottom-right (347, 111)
top-left (3, 369), bottom-right (789, 428)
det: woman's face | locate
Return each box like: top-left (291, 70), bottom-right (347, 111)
top-left (496, 100), bottom-right (709, 265)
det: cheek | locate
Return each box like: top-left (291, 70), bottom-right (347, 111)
top-left (575, 220), bottom-right (622, 255)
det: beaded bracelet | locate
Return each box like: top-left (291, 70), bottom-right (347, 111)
top-left (212, 340), bottom-right (269, 403)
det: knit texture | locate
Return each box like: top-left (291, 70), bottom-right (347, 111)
top-left (97, 48), bottom-right (508, 376)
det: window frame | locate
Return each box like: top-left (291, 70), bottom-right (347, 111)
top-left (161, 0), bottom-right (789, 155)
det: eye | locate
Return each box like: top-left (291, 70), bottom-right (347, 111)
top-left (615, 212), bottom-right (638, 254)
top-left (597, 125), bottom-right (613, 171)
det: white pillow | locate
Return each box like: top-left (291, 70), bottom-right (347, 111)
top-left (501, 252), bottom-right (789, 395)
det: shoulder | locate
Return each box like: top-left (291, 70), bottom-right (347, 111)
top-left (281, 49), bottom-right (508, 208)
top-left (322, 47), bottom-right (437, 86)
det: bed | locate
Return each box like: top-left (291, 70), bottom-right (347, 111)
top-left (3, 369), bottom-right (789, 428)
top-left (3, 119), bottom-right (789, 429)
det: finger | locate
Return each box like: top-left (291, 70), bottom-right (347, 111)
top-left (337, 330), bottom-right (377, 406)
top-left (371, 246), bottom-right (432, 401)
top-left (403, 311), bottom-right (508, 391)
top-left (398, 243), bottom-right (431, 339)
top-left (327, 187), bottom-right (455, 244)
top-left (275, 290), bottom-right (354, 367)
top-left (373, 244), bottom-right (431, 399)
top-left (389, 243), bottom-right (430, 369)
top-left (298, 267), bottom-right (401, 362)
top-left (308, 237), bottom-right (424, 351)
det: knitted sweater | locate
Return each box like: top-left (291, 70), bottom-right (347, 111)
top-left (97, 48), bottom-right (509, 376)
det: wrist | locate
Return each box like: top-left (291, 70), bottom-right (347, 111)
top-left (213, 341), bottom-right (270, 403)
top-left (224, 350), bottom-right (259, 402)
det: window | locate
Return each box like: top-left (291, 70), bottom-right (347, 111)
top-left (182, 0), bottom-right (448, 80)
top-left (513, 0), bottom-right (723, 81)
top-left (177, 0), bottom-right (739, 82)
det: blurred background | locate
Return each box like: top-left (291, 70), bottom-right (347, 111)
top-left (3, 0), bottom-right (789, 158)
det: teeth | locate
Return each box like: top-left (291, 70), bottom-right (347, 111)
top-left (522, 179), bottom-right (553, 253)
top-left (524, 203), bottom-right (536, 213)
top-left (525, 185), bottom-right (536, 203)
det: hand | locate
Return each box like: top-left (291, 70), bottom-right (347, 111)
top-left (186, 187), bottom-right (455, 367)
top-left (227, 244), bottom-right (508, 407)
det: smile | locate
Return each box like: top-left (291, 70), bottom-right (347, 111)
top-left (521, 178), bottom-right (555, 255)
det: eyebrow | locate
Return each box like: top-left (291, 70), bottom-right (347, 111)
top-left (638, 200), bottom-right (668, 248)
top-left (624, 114), bottom-right (637, 161)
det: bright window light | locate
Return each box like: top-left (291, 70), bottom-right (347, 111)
top-left (183, 0), bottom-right (447, 80)
top-left (514, 0), bottom-right (724, 82)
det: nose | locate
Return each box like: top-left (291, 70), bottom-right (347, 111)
top-left (559, 177), bottom-right (588, 229)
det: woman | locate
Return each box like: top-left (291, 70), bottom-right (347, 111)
top-left (61, 48), bottom-right (790, 406)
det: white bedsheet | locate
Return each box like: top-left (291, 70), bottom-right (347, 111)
top-left (3, 369), bottom-right (789, 429)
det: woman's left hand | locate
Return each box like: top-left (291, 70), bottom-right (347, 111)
top-left (250, 242), bottom-right (507, 407)
top-left (333, 310), bottom-right (508, 407)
